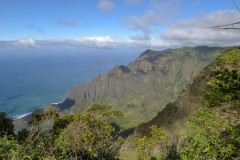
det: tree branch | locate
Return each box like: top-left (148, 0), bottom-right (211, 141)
top-left (213, 27), bottom-right (240, 30)
top-left (206, 21), bottom-right (240, 30)
top-left (206, 0), bottom-right (240, 30)
top-left (206, 21), bottom-right (240, 28)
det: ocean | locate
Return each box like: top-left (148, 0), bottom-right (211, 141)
top-left (0, 47), bottom-right (141, 118)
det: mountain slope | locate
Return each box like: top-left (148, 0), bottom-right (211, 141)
top-left (55, 46), bottom-right (224, 129)
top-left (134, 46), bottom-right (240, 136)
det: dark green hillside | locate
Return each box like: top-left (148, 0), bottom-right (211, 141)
top-left (54, 46), bottom-right (223, 129)
top-left (135, 46), bottom-right (240, 137)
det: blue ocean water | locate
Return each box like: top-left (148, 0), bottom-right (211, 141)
top-left (0, 47), bottom-right (141, 118)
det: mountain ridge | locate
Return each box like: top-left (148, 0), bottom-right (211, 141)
top-left (134, 46), bottom-right (240, 136)
top-left (52, 46), bottom-right (224, 129)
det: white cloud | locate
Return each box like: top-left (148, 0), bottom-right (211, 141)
top-left (14, 38), bottom-right (38, 48)
top-left (128, 38), bottom-right (176, 48)
top-left (71, 36), bottom-right (119, 48)
top-left (123, 0), bottom-right (179, 40)
top-left (0, 36), bottom-right (124, 49)
top-left (161, 10), bottom-right (240, 47)
top-left (124, 10), bottom-right (164, 34)
top-left (98, 0), bottom-right (115, 12)
top-left (0, 36), bottom-right (165, 49)
top-left (80, 36), bottom-right (114, 42)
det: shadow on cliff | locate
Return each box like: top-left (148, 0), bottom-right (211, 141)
top-left (56, 98), bottom-right (76, 111)
top-left (112, 122), bottom-right (135, 138)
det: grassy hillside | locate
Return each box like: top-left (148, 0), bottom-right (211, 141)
top-left (51, 46), bottom-right (224, 129)
top-left (134, 46), bottom-right (240, 136)
top-left (119, 47), bottom-right (240, 159)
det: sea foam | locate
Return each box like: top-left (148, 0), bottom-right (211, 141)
top-left (13, 112), bottom-right (32, 120)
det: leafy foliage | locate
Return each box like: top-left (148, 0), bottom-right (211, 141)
top-left (134, 125), bottom-right (170, 160)
top-left (180, 108), bottom-right (237, 160)
top-left (55, 104), bottom-right (123, 159)
top-left (0, 105), bottom-right (123, 159)
top-left (0, 112), bottom-right (14, 137)
top-left (0, 136), bottom-right (28, 159)
top-left (180, 49), bottom-right (240, 159)
top-left (134, 107), bottom-right (239, 160)
top-left (213, 46), bottom-right (240, 67)
top-left (202, 69), bottom-right (240, 119)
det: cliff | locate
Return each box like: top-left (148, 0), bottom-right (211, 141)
top-left (134, 46), bottom-right (240, 136)
top-left (58, 46), bottom-right (224, 129)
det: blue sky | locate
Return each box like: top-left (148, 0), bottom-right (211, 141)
top-left (0, 0), bottom-right (240, 48)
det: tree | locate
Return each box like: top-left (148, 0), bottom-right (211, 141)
top-left (0, 105), bottom-right (124, 159)
top-left (202, 69), bottom-right (240, 120)
top-left (180, 108), bottom-right (238, 160)
top-left (0, 136), bottom-right (29, 160)
top-left (198, 68), bottom-right (240, 159)
top-left (54, 104), bottom-right (124, 159)
top-left (0, 112), bottom-right (14, 137)
top-left (135, 125), bottom-right (169, 160)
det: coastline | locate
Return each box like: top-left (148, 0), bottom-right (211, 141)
top-left (13, 112), bottom-right (32, 120)
top-left (51, 98), bottom-right (66, 105)
top-left (12, 98), bottom-right (67, 120)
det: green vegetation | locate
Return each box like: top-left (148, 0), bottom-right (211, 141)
top-left (0, 112), bottom-right (14, 137)
top-left (134, 125), bottom-right (176, 160)
top-left (0, 105), bottom-right (123, 159)
top-left (133, 108), bottom-right (239, 159)
top-left (132, 47), bottom-right (240, 159)
top-left (2, 47), bottom-right (239, 159)
top-left (62, 46), bottom-right (224, 129)
top-left (202, 69), bottom-right (240, 119)
top-left (180, 108), bottom-right (239, 159)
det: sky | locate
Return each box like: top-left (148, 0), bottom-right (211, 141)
top-left (0, 0), bottom-right (240, 49)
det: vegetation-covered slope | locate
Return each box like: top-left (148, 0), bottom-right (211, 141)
top-left (135, 46), bottom-right (240, 137)
top-left (119, 46), bottom-right (240, 160)
top-left (2, 47), bottom-right (239, 160)
top-left (56, 46), bottom-right (224, 129)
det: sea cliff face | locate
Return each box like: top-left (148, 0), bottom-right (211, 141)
top-left (134, 46), bottom-right (240, 137)
top-left (62, 46), bottom-right (224, 129)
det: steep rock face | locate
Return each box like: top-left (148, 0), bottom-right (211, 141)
top-left (134, 46), bottom-right (240, 136)
top-left (64, 46), bottom-right (224, 129)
